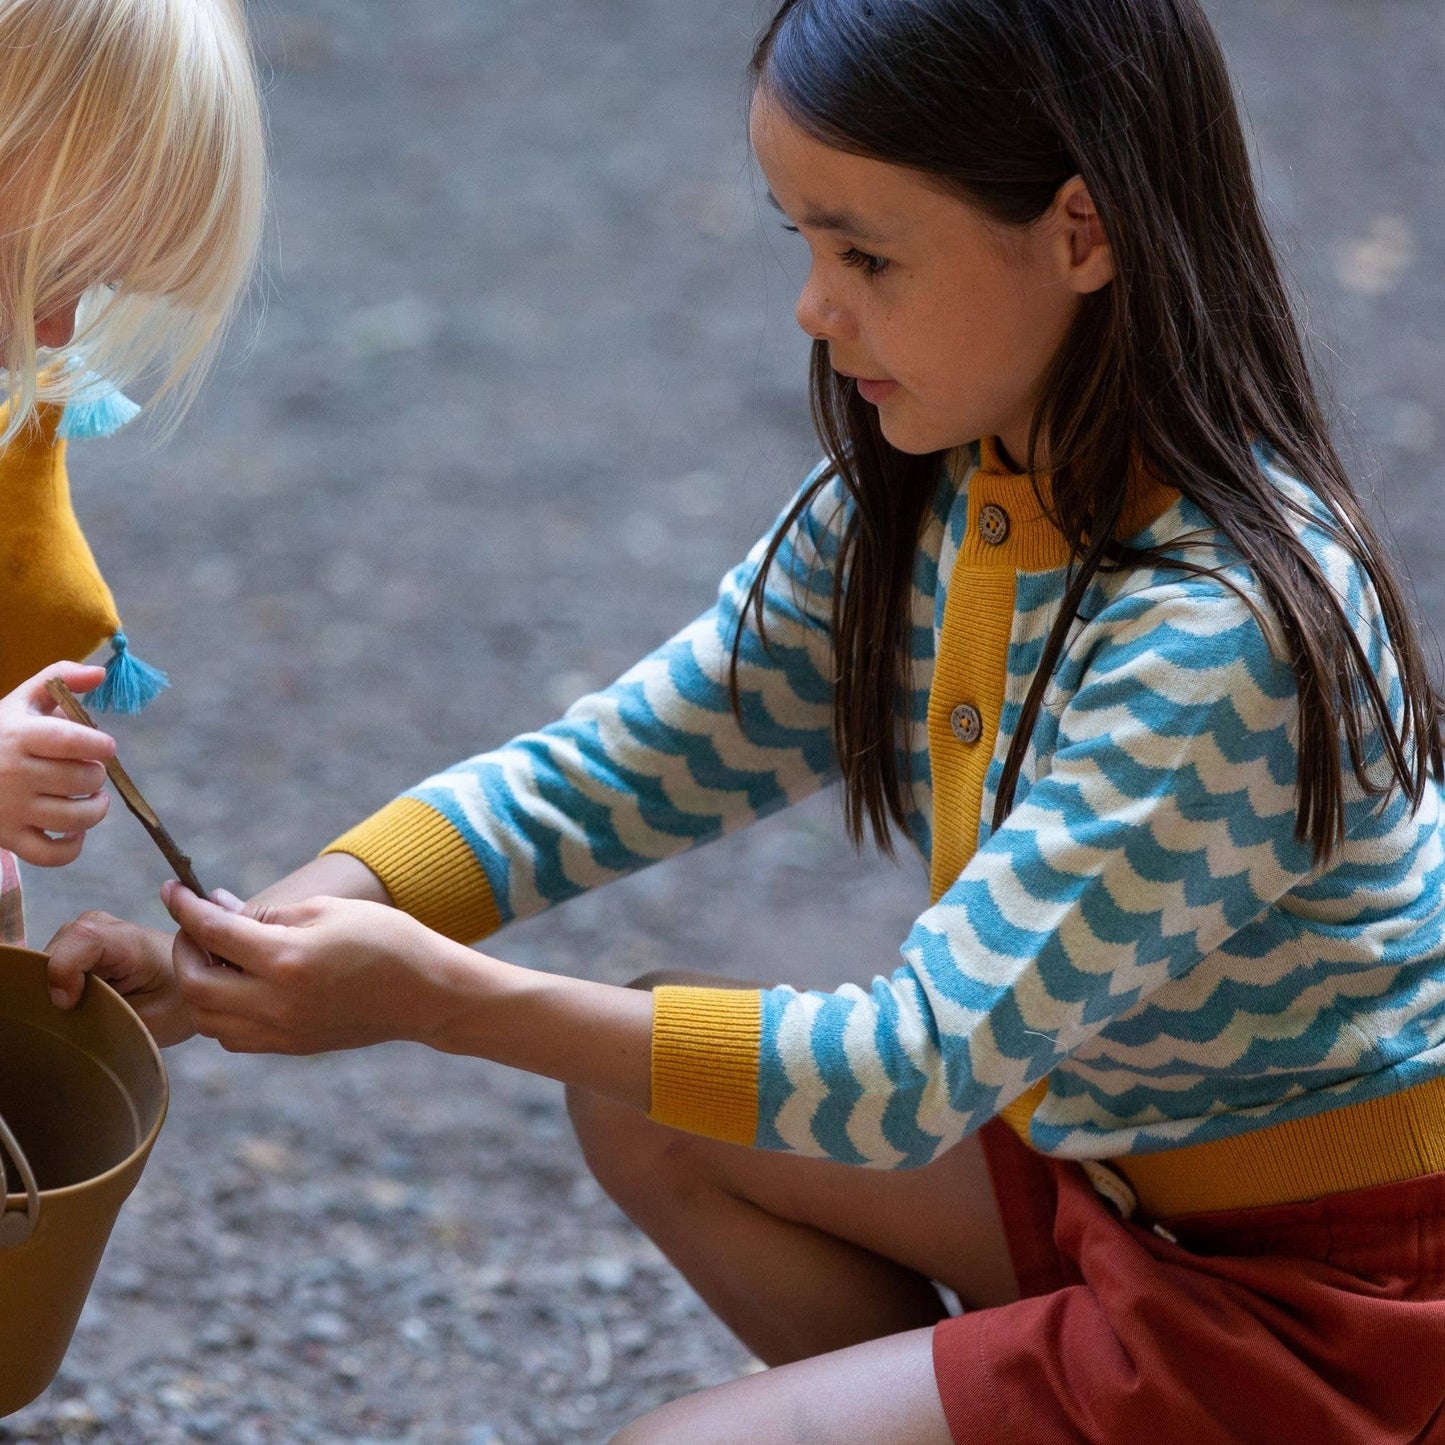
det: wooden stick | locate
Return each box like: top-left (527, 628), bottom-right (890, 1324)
top-left (44, 678), bottom-right (208, 898)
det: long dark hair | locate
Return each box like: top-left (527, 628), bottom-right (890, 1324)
top-left (732, 0), bottom-right (1442, 861)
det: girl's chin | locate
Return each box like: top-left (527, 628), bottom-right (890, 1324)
top-left (875, 411), bottom-right (974, 457)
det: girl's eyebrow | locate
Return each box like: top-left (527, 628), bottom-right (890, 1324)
top-left (765, 189), bottom-right (889, 244)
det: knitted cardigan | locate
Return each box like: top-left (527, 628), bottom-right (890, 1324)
top-left (328, 440), bottom-right (1445, 1216)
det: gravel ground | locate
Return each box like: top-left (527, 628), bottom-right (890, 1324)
top-left (4, 1), bottom-right (1443, 1441)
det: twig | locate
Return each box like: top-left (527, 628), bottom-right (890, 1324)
top-left (44, 678), bottom-right (207, 898)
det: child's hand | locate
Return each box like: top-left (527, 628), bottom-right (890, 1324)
top-left (0, 662), bottom-right (115, 866)
top-left (161, 883), bottom-right (454, 1055)
top-left (45, 911), bottom-right (198, 1047)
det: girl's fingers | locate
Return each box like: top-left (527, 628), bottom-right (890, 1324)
top-left (19, 715), bottom-right (116, 763)
top-left (161, 881), bottom-right (293, 973)
top-left (17, 662), bottom-right (107, 707)
top-left (26, 791), bottom-right (110, 836)
top-left (27, 757), bottom-right (108, 797)
top-left (191, 1013), bottom-right (278, 1054)
top-left (44, 909), bottom-right (129, 1007)
top-left (10, 828), bottom-right (85, 867)
top-left (172, 927), bottom-right (261, 1011)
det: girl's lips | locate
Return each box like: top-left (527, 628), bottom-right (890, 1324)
top-left (854, 376), bottom-right (899, 405)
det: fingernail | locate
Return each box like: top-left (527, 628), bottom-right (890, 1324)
top-left (212, 888), bottom-right (244, 912)
top-left (159, 880), bottom-right (174, 904)
top-left (49, 987), bottom-right (67, 1008)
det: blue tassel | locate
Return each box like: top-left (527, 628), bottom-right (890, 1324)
top-left (89, 633), bottom-right (169, 714)
top-left (57, 373), bottom-right (141, 440)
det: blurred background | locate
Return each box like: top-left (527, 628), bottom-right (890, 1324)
top-left (6, 1), bottom-right (1442, 1440)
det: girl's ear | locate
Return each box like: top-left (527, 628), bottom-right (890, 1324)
top-left (1052, 176), bottom-right (1114, 294)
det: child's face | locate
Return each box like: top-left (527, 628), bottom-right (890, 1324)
top-left (751, 92), bottom-right (1102, 464)
top-left (0, 296), bottom-right (80, 355)
top-left (32, 299), bottom-right (80, 350)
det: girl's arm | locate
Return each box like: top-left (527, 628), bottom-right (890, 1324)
top-left (161, 883), bottom-right (654, 1109)
top-left (315, 467), bottom-right (845, 946)
top-left (50, 469), bottom-right (845, 1034)
top-left (157, 569), bottom-right (1315, 1162)
top-left (646, 574), bottom-right (1340, 1165)
top-left (249, 850), bottom-right (393, 908)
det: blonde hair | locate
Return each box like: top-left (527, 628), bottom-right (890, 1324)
top-left (0, 0), bottom-right (265, 440)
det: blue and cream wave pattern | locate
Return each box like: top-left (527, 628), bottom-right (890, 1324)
top-left (336, 447), bottom-right (1445, 1168)
top-left (759, 460), bottom-right (1445, 1165)
top-left (402, 466), bottom-right (848, 923)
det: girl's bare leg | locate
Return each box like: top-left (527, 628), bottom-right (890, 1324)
top-left (610, 1326), bottom-right (951, 1445)
top-left (565, 972), bottom-right (1018, 1368)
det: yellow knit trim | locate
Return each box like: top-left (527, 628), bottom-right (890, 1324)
top-left (971, 437), bottom-right (1180, 566)
top-left (998, 1080), bottom-right (1049, 1140)
top-left (649, 986), bottom-right (761, 1145)
top-left (1114, 1074), bottom-right (1445, 1217)
top-left (323, 796), bottom-right (501, 943)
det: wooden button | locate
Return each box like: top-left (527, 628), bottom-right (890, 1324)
top-left (950, 703), bottom-right (982, 744)
top-left (978, 504), bottom-right (1010, 545)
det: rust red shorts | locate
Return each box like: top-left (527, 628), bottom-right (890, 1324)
top-left (933, 1119), bottom-right (1445, 1444)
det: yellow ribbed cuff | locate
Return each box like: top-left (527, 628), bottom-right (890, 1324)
top-left (323, 796), bottom-right (502, 944)
top-left (650, 986), bottom-right (762, 1145)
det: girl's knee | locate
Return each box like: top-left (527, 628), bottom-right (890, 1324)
top-left (566, 1084), bottom-right (714, 1214)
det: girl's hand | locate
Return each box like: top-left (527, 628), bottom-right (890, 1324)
top-left (162, 882), bottom-right (455, 1055)
top-left (45, 911), bottom-right (198, 1047)
top-left (0, 662), bottom-right (115, 866)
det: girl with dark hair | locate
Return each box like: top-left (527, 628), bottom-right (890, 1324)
top-left (52, 1), bottom-right (1445, 1439)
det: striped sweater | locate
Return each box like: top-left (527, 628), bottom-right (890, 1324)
top-left (329, 439), bottom-right (1445, 1215)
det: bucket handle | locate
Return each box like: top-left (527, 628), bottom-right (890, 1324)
top-left (0, 1108), bottom-right (39, 1247)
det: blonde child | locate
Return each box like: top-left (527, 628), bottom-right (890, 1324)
top-left (0, 0), bottom-right (264, 945)
top-left (53, 0), bottom-right (1445, 1440)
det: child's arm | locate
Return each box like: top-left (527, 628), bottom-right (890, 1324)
top-left (0, 662), bottom-right (115, 865)
top-left (316, 467), bottom-right (848, 948)
top-left (51, 468), bottom-right (847, 1043)
top-left (159, 882), bottom-right (654, 1108)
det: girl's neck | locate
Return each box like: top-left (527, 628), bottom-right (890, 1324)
top-left (993, 434), bottom-right (1028, 473)
top-left (984, 433), bottom-right (1040, 477)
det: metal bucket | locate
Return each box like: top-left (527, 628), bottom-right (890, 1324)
top-left (0, 944), bottom-right (168, 1416)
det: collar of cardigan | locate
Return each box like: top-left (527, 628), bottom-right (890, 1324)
top-left (955, 436), bottom-right (1181, 572)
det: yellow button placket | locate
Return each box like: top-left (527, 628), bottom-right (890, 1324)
top-left (926, 446), bottom-right (1074, 908)
top-left (926, 444), bottom-right (1180, 1143)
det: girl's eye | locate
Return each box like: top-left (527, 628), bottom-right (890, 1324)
top-left (840, 246), bottom-right (888, 278)
top-left (777, 223), bottom-right (889, 279)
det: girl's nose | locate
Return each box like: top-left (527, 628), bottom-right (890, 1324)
top-left (795, 273), bottom-right (852, 344)
top-left (35, 299), bottom-right (80, 349)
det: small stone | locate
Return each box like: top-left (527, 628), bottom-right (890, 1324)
top-left (302, 1311), bottom-right (351, 1344)
top-left (362, 1176), bottom-right (411, 1211)
top-left (198, 1322), bottom-right (235, 1351)
top-left (238, 1136), bottom-right (294, 1175)
top-left (611, 1319), bottom-right (653, 1355)
top-left (107, 1265), bottom-right (146, 1296)
top-left (580, 1255), bottom-right (634, 1293)
top-left (157, 1381), bottom-right (197, 1412)
top-left (55, 1399), bottom-right (98, 1426)
top-left (334, 1354), bottom-right (366, 1383)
